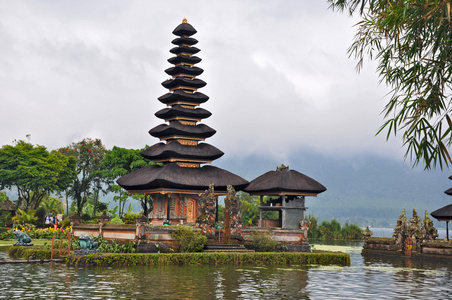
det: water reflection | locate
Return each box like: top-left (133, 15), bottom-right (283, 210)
top-left (2, 243), bottom-right (452, 299)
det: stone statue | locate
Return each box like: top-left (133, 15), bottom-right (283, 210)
top-left (408, 209), bottom-right (423, 238)
top-left (78, 234), bottom-right (98, 250)
top-left (393, 209), bottom-right (408, 245)
top-left (422, 210), bottom-right (438, 240)
top-left (13, 230), bottom-right (33, 246)
top-left (299, 219), bottom-right (311, 242)
top-left (362, 226), bottom-right (373, 240)
top-left (196, 184), bottom-right (216, 238)
top-left (226, 185), bottom-right (243, 239)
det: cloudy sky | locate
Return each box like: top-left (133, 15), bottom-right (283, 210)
top-left (0, 1), bottom-right (404, 163)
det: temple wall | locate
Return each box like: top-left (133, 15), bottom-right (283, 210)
top-left (363, 237), bottom-right (452, 259)
top-left (241, 228), bottom-right (306, 245)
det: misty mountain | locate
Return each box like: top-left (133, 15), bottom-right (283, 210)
top-left (215, 149), bottom-right (452, 227)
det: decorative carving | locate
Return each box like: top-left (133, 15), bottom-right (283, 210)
top-left (422, 210), bottom-right (438, 240)
top-left (299, 219), bottom-right (311, 242)
top-left (393, 208), bottom-right (408, 246)
top-left (408, 208), bottom-right (423, 238)
top-left (228, 185), bottom-right (243, 238)
top-left (196, 184), bottom-right (216, 238)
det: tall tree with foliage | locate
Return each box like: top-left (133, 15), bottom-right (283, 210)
top-left (0, 140), bottom-right (76, 211)
top-left (328, 0), bottom-right (452, 169)
top-left (59, 138), bottom-right (107, 216)
top-left (99, 146), bottom-right (155, 216)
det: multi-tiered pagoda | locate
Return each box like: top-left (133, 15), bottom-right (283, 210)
top-left (117, 19), bottom-right (248, 224)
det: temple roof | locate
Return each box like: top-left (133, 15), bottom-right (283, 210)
top-left (244, 167), bottom-right (327, 196)
top-left (165, 65), bottom-right (204, 77)
top-left (158, 90), bottom-right (209, 105)
top-left (170, 46), bottom-right (200, 55)
top-left (161, 77), bottom-right (206, 90)
top-left (0, 199), bottom-right (16, 211)
top-left (172, 37), bottom-right (198, 46)
top-left (431, 204), bottom-right (452, 221)
top-left (149, 121), bottom-right (216, 139)
top-left (168, 55), bottom-right (201, 65)
top-left (155, 105), bottom-right (211, 120)
top-left (117, 163), bottom-right (248, 194)
top-left (141, 141), bottom-right (224, 162)
top-left (172, 20), bottom-right (197, 36)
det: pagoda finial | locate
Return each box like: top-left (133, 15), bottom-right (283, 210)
top-left (183, 18), bottom-right (187, 23)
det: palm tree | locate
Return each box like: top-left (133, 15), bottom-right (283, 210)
top-left (12, 209), bottom-right (38, 230)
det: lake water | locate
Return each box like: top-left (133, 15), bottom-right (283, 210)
top-left (2, 242), bottom-right (452, 299)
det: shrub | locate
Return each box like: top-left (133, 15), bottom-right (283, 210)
top-left (172, 226), bottom-right (207, 252)
top-left (110, 216), bottom-right (124, 225)
top-left (340, 223), bottom-right (363, 240)
top-left (248, 231), bottom-right (277, 252)
top-left (81, 214), bottom-right (91, 222)
top-left (58, 219), bottom-right (71, 229)
top-left (96, 236), bottom-right (135, 253)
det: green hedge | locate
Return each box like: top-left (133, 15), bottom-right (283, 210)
top-left (8, 246), bottom-right (52, 260)
top-left (66, 251), bottom-right (350, 267)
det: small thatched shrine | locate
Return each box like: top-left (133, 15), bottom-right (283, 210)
top-left (117, 19), bottom-right (248, 224)
top-left (245, 165), bottom-right (326, 229)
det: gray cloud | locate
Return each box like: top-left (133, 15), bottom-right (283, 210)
top-left (0, 1), bottom-right (403, 162)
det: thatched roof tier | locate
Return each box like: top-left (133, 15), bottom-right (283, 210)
top-left (445, 187), bottom-right (452, 196)
top-left (172, 20), bottom-right (197, 36)
top-left (172, 37), bottom-right (198, 46)
top-left (161, 77), bottom-right (206, 90)
top-left (431, 204), bottom-right (452, 221)
top-left (155, 105), bottom-right (211, 121)
top-left (0, 199), bottom-right (16, 211)
top-left (141, 141), bottom-right (224, 162)
top-left (170, 46), bottom-right (200, 55)
top-left (158, 90), bottom-right (209, 106)
top-left (168, 55), bottom-right (201, 65)
top-left (116, 163), bottom-right (248, 195)
top-left (244, 168), bottom-right (327, 196)
top-left (149, 121), bottom-right (216, 140)
top-left (165, 65), bottom-right (203, 77)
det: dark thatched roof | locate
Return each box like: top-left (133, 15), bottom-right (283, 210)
top-left (116, 163), bottom-right (248, 194)
top-left (170, 46), bottom-right (200, 55)
top-left (161, 77), bottom-right (206, 90)
top-left (165, 65), bottom-right (204, 77)
top-left (431, 204), bottom-right (452, 221)
top-left (172, 37), bottom-right (198, 46)
top-left (0, 199), bottom-right (16, 211)
top-left (141, 142), bottom-right (224, 161)
top-left (155, 105), bottom-right (211, 120)
top-left (172, 21), bottom-right (197, 36)
top-left (244, 168), bottom-right (327, 196)
top-left (445, 187), bottom-right (452, 196)
top-left (158, 90), bottom-right (209, 105)
top-left (168, 55), bottom-right (201, 65)
top-left (149, 121), bottom-right (216, 139)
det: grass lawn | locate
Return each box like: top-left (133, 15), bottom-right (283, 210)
top-left (0, 239), bottom-right (52, 248)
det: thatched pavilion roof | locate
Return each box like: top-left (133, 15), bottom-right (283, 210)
top-left (244, 167), bottom-right (326, 196)
top-left (0, 199), bottom-right (16, 211)
top-left (117, 163), bottom-right (248, 195)
top-left (431, 204), bottom-right (452, 221)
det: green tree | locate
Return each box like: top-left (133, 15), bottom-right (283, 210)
top-left (99, 146), bottom-right (155, 216)
top-left (329, 0), bottom-right (452, 169)
top-left (59, 138), bottom-right (107, 216)
top-left (0, 191), bottom-right (8, 203)
top-left (0, 140), bottom-right (76, 211)
top-left (39, 196), bottom-right (63, 215)
top-left (12, 208), bottom-right (38, 230)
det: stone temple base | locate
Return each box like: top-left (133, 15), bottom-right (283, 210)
top-left (14, 242), bottom-right (33, 247)
top-left (74, 249), bottom-right (100, 256)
